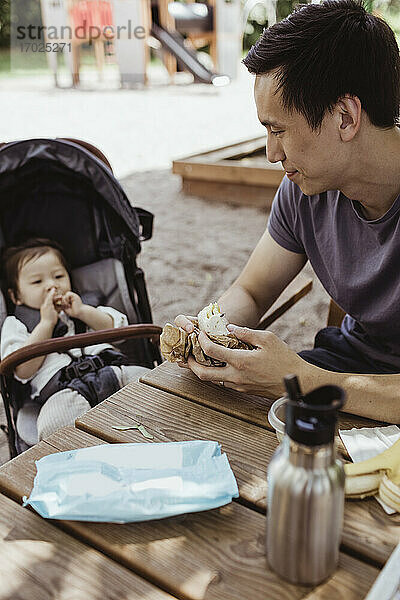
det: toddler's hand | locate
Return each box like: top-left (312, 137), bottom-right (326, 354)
top-left (62, 292), bottom-right (84, 318)
top-left (40, 288), bottom-right (59, 327)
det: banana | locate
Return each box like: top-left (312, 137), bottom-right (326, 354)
top-left (344, 438), bottom-right (400, 511)
top-left (379, 475), bottom-right (400, 512)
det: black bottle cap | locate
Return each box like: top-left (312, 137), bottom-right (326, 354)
top-left (285, 384), bottom-right (346, 446)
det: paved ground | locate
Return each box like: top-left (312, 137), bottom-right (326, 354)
top-left (0, 63), bottom-right (262, 178)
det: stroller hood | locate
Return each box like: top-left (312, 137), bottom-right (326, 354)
top-left (0, 138), bottom-right (142, 263)
top-left (0, 138), bottom-right (140, 237)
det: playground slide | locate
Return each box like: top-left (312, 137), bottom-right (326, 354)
top-left (151, 23), bottom-right (229, 86)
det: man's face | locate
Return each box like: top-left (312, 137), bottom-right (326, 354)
top-left (254, 74), bottom-right (346, 196)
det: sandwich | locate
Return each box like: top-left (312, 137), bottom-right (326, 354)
top-left (53, 294), bottom-right (64, 311)
top-left (160, 302), bottom-right (254, 366)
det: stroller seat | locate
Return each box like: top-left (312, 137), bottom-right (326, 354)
top-left (0, 138), bottom-right (162, 457)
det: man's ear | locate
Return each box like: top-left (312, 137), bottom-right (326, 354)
top-left (8, 289), bottom-right (21, 305)
top-left (336, 95), bottom-right (362, 141)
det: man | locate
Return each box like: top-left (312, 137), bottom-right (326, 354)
top-left (176, 0), bottom-right (400, 423)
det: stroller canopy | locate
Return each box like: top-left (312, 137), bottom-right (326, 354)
top-left (0, 138), bottom-right (144, 268)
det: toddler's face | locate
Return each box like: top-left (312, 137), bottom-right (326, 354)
top-left (13, 250), bottom-right (71, 310)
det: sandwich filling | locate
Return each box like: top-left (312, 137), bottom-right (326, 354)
top-left (197, 302), bottom-right (229, 335)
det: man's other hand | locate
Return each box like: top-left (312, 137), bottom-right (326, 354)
top-left (173, 314), bottom-right (197, 368)
top-left (187, 325), bottom-right (311, 398)
top-left (174, 314), bottom-right (197, 333)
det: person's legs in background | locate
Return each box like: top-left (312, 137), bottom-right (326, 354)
top-left (299, 327), bottom-right (398, 374)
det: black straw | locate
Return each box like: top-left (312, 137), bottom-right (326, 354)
top-left (284, 374), bottom-right (303, 403)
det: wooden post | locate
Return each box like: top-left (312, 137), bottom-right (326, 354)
top-left (157, 0), bottom-right (177, 79)
top-left (327, 300), bottom-right (346, 328)
top-left (113, 0), bottom-right (149, 86)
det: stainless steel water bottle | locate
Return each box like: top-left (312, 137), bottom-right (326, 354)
top-left (266, 381), bottom-right (345, 585)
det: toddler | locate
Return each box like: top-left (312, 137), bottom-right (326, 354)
top-left (1, 238), bottom-right (148, 446)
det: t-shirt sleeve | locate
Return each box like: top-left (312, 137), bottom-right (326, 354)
top-left (96, 306), bottom-right (128, 329)
top-left (1, 316), bottom-right (29, 359)
top-left (268, 177), bottom-right (305, 254)
top-left (0, 317), bottom-right (33, 383)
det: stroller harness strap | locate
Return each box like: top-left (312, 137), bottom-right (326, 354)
top-left (38, 349), bottom-right (126, 408)
top-left (13, 306), bottom-right (128, 408)
top-left (14, 304), bottom-right (89, 336)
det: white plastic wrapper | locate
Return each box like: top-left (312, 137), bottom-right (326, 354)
top-left (23, 440), bottom-right (239, 523)
top-left (340, 425), bottom-right (400, 514)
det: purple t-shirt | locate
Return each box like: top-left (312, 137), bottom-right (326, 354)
top-left (268, 176), bottom-right (400, 371)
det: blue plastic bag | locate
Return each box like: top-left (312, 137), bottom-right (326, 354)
top-left (23, 440), bottom-right (239, 522)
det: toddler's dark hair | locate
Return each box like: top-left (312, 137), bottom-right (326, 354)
top-left (3, 238), bottom-right (69, 299)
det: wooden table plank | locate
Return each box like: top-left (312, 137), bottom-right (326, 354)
top-left (76, 382), bottom-right (400, 566)
top-left (302, 554), bottom-right (380, 600)
top-left (0, 427), bottom-right (379, 600)
top-left (140, 362), bottom-right (385, 431)
top-left (141, 361), bottom-right (274, 427)
top-left (78, 384), bottom-right (271, 508)
top-left (0, 427), bottom-right (106, 505)
top-left (0, 492), bottom-right (174, 600)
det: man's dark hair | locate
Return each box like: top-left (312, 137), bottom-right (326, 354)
top-left (3, 238), bottom-right (69, 299)
top-left (243, 0), bottom-right (400, 130)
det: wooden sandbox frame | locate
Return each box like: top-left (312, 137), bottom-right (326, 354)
top-left (172, 136), bottom-right (285, 208)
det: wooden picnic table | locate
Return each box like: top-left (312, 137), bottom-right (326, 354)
top-left (0, 360), bottom-right (398, 599)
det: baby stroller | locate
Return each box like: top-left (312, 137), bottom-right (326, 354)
top-left (0, 137), bottom-right (162, 458)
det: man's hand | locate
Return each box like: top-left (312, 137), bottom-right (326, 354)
top-left (174, 314), bottom-right (196, 333)
top-left (174, 315), bottom-right (197, 368)
top-left (187, 324), bottom-right (312, 398)
top-left (40, 288), bottom-right (59, 328)
top-left (61, 291), bottom-right (84, 319)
